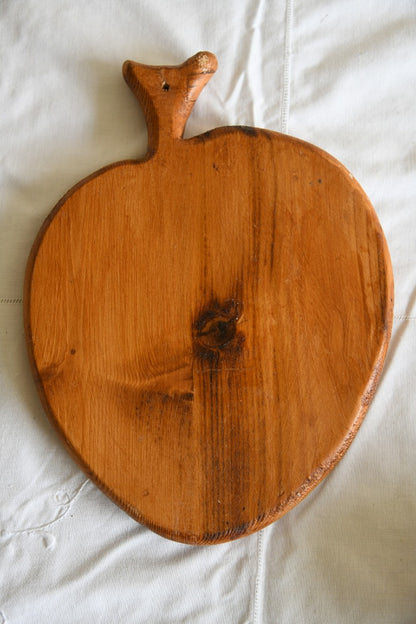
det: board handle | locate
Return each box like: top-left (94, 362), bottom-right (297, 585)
top-left (123, 51), bottom-right (218, 154)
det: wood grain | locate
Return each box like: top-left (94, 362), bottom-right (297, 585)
top-left (24, 52), bottom-right (393, 544)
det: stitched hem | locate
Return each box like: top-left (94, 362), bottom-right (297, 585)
top-left (394, 314), bottom-right (416, 321)
top-left (280, 0), bottom-right (294, 134)
top-left (0, 298), bottom-right (23, 304)
top-left (252, 529), bottom-right (265, 624)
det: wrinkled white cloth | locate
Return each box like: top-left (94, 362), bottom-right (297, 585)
top-left (1, 1), bottom-right (415, 622)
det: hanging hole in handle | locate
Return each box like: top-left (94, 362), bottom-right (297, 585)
top-left (162, 81), bottom-right (170, 91)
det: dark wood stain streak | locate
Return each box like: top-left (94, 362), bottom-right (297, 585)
top-left (237, 125), bottom-right (258, 137)
top-left (376, 230), bottom-right (389, 331)
top-left (266, 146), bottom-right (278, 278)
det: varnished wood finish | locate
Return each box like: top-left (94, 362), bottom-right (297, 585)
top-left (24, 52), bottom-right (393, 544)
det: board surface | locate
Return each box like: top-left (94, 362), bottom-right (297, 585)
top-left (24, 52), bottom-right (393, 544)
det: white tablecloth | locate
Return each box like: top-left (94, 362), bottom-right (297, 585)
top-left (1, 1), bottom-right (415, 622)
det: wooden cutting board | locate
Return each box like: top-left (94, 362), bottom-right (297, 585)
top-left (24, 52), bottom-right (393, 544)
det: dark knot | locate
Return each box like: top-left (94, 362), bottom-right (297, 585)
top-left (194, 299), bottom-right (244, 354)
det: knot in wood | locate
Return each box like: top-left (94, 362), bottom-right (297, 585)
top-left (194, 299), bottom-right (243, 352)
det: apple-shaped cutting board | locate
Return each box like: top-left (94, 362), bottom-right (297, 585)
top-left (24, 52), bottom-right (393, 544)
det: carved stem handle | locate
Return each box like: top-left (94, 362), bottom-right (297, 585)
top-left (123, 51), bottom-right (218, 154)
